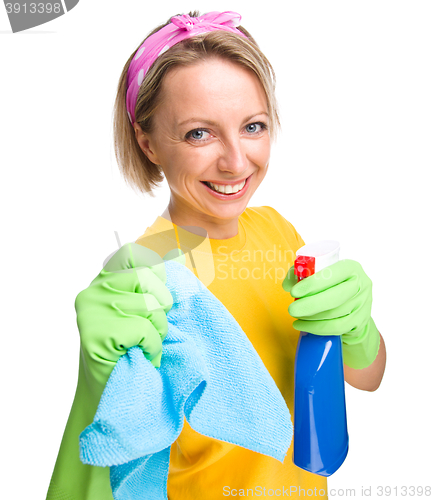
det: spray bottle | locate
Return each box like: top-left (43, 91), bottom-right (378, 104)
top-left (292, 240), bottom-right (349, 476)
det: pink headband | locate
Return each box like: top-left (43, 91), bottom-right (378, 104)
top-left (126, 11), bottom-right (249, 125)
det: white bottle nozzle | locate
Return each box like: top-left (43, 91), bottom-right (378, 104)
top-left (296, 240), bottom-right (340, 273)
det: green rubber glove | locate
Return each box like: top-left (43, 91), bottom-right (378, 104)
top-left (282, 259), bottom-right (380, 370)
top-left (75, 242), bottom-right (174, 394)
top-left (47, 242), bottom-right (174, 500)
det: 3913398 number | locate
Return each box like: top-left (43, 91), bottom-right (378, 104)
top-left (5, 3), bottom-right (62, 14)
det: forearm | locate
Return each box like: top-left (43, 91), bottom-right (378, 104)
top-left (343, 332), bottom-right (386, 391)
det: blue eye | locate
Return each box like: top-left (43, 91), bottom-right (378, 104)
top-left (246, 122), bottom-right (267, 134)
top-left (186, 129), bottom-right (211, 142)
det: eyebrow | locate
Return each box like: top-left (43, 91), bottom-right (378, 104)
top-left (178, 112), bottom-right (269, 128)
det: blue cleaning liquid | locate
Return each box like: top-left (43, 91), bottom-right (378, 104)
top-left (293, 332), bottom-right (349, 476)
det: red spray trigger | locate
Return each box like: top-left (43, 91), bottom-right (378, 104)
top-left (294, 255), bottom-right (316, 281)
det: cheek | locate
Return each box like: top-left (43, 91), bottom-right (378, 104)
top-left (177, 145), bottom-right (219, 176)
top-left (250, 137), bottom-right (271, 166)
top-left (165, 156), bottom-right (205, 188)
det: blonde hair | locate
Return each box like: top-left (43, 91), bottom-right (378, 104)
top-left (112, 11), bottom-right (281, 197)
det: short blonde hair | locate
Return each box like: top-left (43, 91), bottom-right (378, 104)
top-left (112, 11), bottom-right (281, 197)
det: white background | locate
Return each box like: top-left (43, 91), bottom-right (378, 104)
top-left (1, 1), bottom-right (432, 498)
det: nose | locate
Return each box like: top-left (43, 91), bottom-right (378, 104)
top-left (217, 137), bottom-right (248, 176)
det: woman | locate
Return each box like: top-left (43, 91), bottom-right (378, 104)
top-left (47, 10), bottom-right (386, 500)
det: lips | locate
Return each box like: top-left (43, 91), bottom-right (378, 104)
top-left (201, 174), bottom-right (251, 186)
top-left (203, 180), bottom-right (245, 194)
top-left (200, 174), bottom-right (253, 200)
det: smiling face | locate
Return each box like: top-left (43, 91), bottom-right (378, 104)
top-left (134, 57), bottom-right (271, 239)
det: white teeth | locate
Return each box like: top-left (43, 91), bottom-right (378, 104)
top-left (208, 180), bottom-right (246, 194)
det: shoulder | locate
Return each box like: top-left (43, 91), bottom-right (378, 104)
top-left (243, 206), bottom-right (305, 247)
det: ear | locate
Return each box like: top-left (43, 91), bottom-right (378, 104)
top-left (133, 122), bottom-right (160, 165)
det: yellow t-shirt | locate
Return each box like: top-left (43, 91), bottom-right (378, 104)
top-left (135, 206), bottom-right (328, 500)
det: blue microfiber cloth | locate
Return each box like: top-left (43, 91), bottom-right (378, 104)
top-left (79, 259), bottom-right (293, 500)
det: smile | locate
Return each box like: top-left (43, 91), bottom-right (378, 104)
top-left (200, 174), bottom-right (253, 199)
